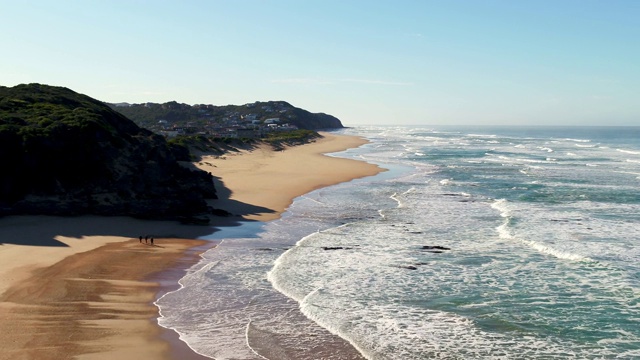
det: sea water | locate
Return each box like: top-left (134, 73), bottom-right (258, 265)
top-left (157, 126), bottom-right (640, 359)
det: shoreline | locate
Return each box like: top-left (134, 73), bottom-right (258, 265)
top-left (0, 132), bottom-right (383, 359)
top-left (151, 240), bottom-right (218, 360)
top-left (157, 131), bottom-right (383, 359)
top-left (196, 131), bottom-right (384, 221)
top-left (165, 133), bottom-right (387, 360)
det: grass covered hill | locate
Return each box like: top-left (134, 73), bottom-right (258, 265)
top-left (0, 83), bottom-right (216, 219)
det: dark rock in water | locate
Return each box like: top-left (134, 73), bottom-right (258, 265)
top-left (425, 250), bottom-right (443, 254)
top-left (322, 246), bottom-right (352, 251)
top-left (398, 265), bottom-right (418, 270)
top-left (421, 245), bottom-right (451, 251)
top-left (254, 248), bottom-right (274, 251)
top-left (409, 231), bottom-right (423, 234)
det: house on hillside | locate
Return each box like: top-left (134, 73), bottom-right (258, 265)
top-left (277, 124), bottom-right (298, 131)
top-left (264, 118), bottom-right (280, 125)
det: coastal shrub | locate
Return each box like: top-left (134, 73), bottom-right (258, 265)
top-left (0, 83), bottom-right (217, 218)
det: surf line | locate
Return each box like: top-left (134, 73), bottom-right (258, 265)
top-left (245, 319), bottom-right (271, 360)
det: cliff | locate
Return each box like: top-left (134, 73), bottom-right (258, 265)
top-left (0, 84), bottom-right (216, 219)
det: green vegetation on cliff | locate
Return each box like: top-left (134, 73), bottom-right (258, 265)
top-left (167, 129), bottom-right (322, 155)
top-left (0, 83), bottom-right (216, 219)
top-left (110, 100), bottom-right (344, 133)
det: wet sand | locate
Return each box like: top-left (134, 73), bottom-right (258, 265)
top-left (0, 235), bottom-right (209, 360)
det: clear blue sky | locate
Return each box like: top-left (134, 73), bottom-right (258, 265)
top-left (1, 0), bottom-right (638, 126)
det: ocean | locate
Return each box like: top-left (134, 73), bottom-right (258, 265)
top-left (157, 126), bottom-right (640, 359)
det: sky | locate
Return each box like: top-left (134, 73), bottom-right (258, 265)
top-left (1, 0), bottom-right (639, 126)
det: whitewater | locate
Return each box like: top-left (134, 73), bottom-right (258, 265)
top-left (157, 126), bottom-right (640, 359)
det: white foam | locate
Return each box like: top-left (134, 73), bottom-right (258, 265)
top-left (561, 138), bottom-right (591, 143)
top-left (299, 194), bottom-right (325, 205)
top-left (496, 222), bottom-right (512, 240)
top-left (244, 320), bottom-right (270, 360)
top-left (491, 199), bottom-right (593, 262)
top-left (491, 198), bottom-right (511, 218)
top-left (389, 192), bottom-right (404, 208)
top-left (160, 126), bottom-right (640, 360)
top-left (617, 148), bottom-right (640, 155)
top-left (469, 133), bottom-right (498, 138)
top-left (521, 239), bottom-right (592, 261)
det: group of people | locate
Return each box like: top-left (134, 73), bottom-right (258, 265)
top-left (139, 235), bottom-right (154, 245)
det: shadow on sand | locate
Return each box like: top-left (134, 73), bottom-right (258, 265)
top-left (0, 178), bottom-right (275, 247)
top-left (207, 174), bottom-right (276, 220)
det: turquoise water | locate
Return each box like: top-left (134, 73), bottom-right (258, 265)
top-left (158, 126), bottom-right (640, 359)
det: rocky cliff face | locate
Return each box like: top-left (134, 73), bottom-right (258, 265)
top-left (0, 84), bottom-right (216, 219)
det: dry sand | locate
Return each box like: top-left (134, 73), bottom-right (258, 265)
top-left (0, 132), bottom-right (383, 359)
top-left (196, 131), bottom-right (384, 221)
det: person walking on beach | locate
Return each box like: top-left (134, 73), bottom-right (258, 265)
top-left (150, 237), bottom-right (154, 245)
top-left (145, 235), bottom-right (148, 244)
top-left (139, 235), bottom-right (143, 243)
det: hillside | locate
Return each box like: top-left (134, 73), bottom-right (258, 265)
top-left (0, 83), bottom-right (217, 219)
top-left (110, 100), bottom-right (344, 134)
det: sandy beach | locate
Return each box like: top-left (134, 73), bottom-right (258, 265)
top-left (0, 132), bottom-right (383, 359)
top-left (196, 131), bottom-right (383, 221)
top-left (0, 216), bottom-right (214, 360)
